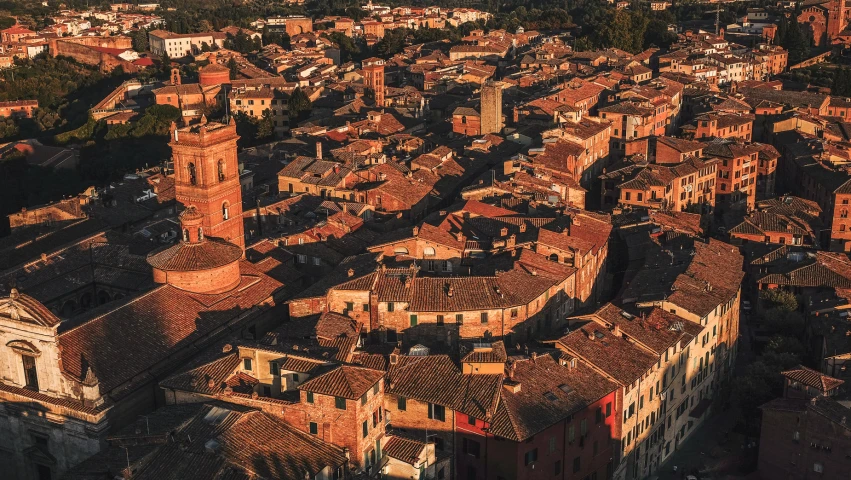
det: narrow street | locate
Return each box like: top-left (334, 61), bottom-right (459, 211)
top-left (654, 313), bottom-right (761, 480)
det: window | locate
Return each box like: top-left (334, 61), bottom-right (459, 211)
top-left (481, 312), bottom-right (488, 324)
top-left (456, 313), bottom-right (464, 324)
top-left (363, 421), bottom-right (368, 438)
top-left (573, 456), bottom-right (581, 473)
top-left (398, 396), bottom-right (407, 411)
top-left (335, 396), bottom-right (347, 410)
top-left (374, 383), bottom-right (379, 395)
top-left (388, 302), bottom-right (395, 312)
top-left (22, 355), bottom-right (38, 391)
top-left (428, 403), bottom-right (445, 421)
top-left (437, 315), bottom-right (444, 326)
top-left (596, 407), bottom-right (603, 424)
top-left (218, 160), bottom-right (225, 182)
top-left (468, 414), bottom-right (476, 425)
top-left (222, 202), bottom-right (229, 220)
top-left (580, 418), bottom-right (588, 436)
top-left (345, 301), bottom-right (353, 312)
top-left (568, 424), bottom-right (575, 443)
top-left (243, 358), bottom-right (252, 371)
top-left (410, 314), bottom-right (418, 327)
top-left (524, 448), bottom-right (537, 466)
top-left (606, 402), bottom-right (612, 417)
top-left (813, 462), bottom-right (823, 473)
top-left (361, 393), bottom-right (367, 405)
top-left (554, 460), bottom-right (562, 475)
top-left (463, 438), bottom-right (481, 458)
top-left (363, 303), bottom-right (370, 312)
top-left (307, 391), bottom-right (314, 403)
top-left (270, 362), bottom-right (279, 376)
top-left (511, 308), bottom-right (518, 318)
top-left (187, 162), bottom-right (197, 185)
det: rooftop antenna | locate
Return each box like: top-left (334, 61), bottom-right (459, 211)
top-left (715, 8), bottom-right (721, 36)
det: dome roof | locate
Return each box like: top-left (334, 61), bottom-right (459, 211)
top-left (201, 62), bottom-right (231, 74)
top-left (147, 237), bottom-right (243, 272)
top-left (180, 206), bottom-right (205, 222)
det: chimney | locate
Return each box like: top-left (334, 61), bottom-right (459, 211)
top-left (587, 330), bottom-right (596, 341)
top-left (347, 268), bottom-right (355, 277)
top-left (613, 324), bottom-right (622, 337)
top-left (316, 142), bottom-right (323, 159)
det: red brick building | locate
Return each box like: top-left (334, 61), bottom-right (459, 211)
top-left (293, 366), bottom-right (387, 473)
top-left (455, 351), bottom-right (619, 480)
top-left (170, 118), bottom-right (245, 249)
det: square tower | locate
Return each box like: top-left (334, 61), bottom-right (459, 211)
top-left (362, 57), bottom-right (385, 107)
top-left (169, 117), bottom-right (245, 250)
top-left (481, 80), bottom-right (503, 135)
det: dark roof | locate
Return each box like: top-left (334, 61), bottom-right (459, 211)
top-left (146, 237), bottom-right (243, 271)
top-left (298, 365), bottom-right (384, 399)
top-left (489, 353), bottom-right (617, 441)
top-left (556, 323), bottom-right (658, 386)
top-left (67, 403), bottom-right (348, 480)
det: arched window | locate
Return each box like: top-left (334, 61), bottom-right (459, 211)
top-left (423, 246), bottom-right (435, 256)
top-left (394, 246), bottom-right (409, 255)
top-left (188, 162), bottom-right (197, 185)
top-left (183, 229), bottom-right (189, 242)
top-left (223, 202), bottom-right (230, 220)
top-left (97, 290), bottom-right (111, 306)
top-left (218, 160), bottom-right (225, 182)
top-left (461, 116), bottom-right (467, 124)
top-left (549, 253), bottom-right (559, 262)
top-left (198, 228), bottom-right (204, 241)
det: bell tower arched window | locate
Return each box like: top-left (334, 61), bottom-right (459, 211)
top-left (188, 162), bottom-right (197, 185)
top-left (198, 228), bottom-right (204, 241)
top-left (183, 229), bottom-right (189, 242)
top-left (218, 160), bottom-right (225, 182)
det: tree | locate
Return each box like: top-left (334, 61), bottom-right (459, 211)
top-left (759, 289), bottom-right (798, 312)
top-left (781, 14), bottom-right (810, 65)
top-left (227, 57), bottom-right (240, 81)
top-left (160, 52), bottom-right (172, 74)
top-left (196, 20), bottom-right (214, 32)
top-left (256, 109), bottom-right (275, 140)
top-left (287, 87), bottom-right (311, 127)
top-left (833, 66), bottom-right (851, 97)
top-left (132, 28), bottom-right (149, 52)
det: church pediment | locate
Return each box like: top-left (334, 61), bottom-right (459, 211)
top-left (0, 289), bottom-right (60, 328)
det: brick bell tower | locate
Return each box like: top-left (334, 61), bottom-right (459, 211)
top-left (169, 116), bottom-right (245, 250)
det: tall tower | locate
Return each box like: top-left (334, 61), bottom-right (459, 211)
top-left (362, 57), bottom-right (385, 107)
top-left (480, 80), bottom-right (503, 135)
top-left (169, 117), bottom-right (245, 250)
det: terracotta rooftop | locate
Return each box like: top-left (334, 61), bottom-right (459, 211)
top-left (782, 365), bottom-right (845, 393)
top-left (298, 365), bottom-right (384, 399)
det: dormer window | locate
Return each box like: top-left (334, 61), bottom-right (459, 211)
top-left (22, 354), bottom-right (38, 391)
